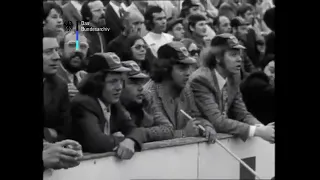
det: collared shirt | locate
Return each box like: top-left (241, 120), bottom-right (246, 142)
top-left (70, 0), bottom-right (82, 15)
top-left (60, 63), bottom-right (82, 85)
top-left (97, 99), bottom-right (111, 135)
top-left (109, 1), bottom-right (127, 18)
top-left (214, 69), bottom-right (258, 137)
top-left (143, 32), bottom-right (173, 57)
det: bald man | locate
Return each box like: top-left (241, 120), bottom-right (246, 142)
top-left (105, 11), bottom-right (145, 59)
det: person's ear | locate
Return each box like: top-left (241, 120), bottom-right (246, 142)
top-left (189, 25), bottom-right (195, 32)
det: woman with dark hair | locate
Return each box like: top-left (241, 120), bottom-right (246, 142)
top-left (43, 1), bottom-right (64, 40)
top-left (240, 55), bottom-right (275, 125)
top-left (181, 38), bottom-right (201, 65)
top-left (71, 52), bottom-right (146, 159)
top-left (143, 41), bottom-right (217, 142)
top-left (121, 35), bottom-right (155, 74)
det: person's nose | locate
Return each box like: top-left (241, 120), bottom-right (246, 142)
top-left (185, 67), bottom-right (193, 77)
top-left (57, 17), bottom-right (63, 24)
top-left (137, 84), bottom-right (143, 92)
top-left (52, 50), bottom-right (60, 61)
top-left (115, 80), bottom-right (123, 91)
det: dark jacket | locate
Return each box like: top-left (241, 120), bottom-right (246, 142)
top-left (240, 71), bottom-right (275, 125)
top-left (43, 75), bottom-right (71, 142)
top-left (244, 28), bottom-right (259, 67)
top-left (104, 2), bottom-right (124, 44)
top-left (83, 23), bottom-right (108, 57)
top-left (70, 94), bottom-right (146, 153)
top-left (105, 33), bottom-right (127, 59)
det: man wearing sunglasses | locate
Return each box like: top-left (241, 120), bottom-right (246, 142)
top-left (57, 30), bottom-right (89, 99)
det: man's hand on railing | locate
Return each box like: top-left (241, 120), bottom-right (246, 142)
top-left (115, 138), bottom-right (136, 160)
top-left (202, 126), bottom-right (217, 144)
top-left (43, 140), bottom-right (82, 170)
top-left (184, 119), bottom-right (201, 137)
top-left (254, 122), bottom-right (275, 144)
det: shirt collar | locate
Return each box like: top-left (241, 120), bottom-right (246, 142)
top-left (109, 1), bottom-right (121, 17)
top-left (70, 0), bottom-right (82, 12)
top-left (214, 69), bottom-right (227, 91)
top-left (98, 99), bottom-right (110, 112)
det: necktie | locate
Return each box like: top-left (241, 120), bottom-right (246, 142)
top-left (103, 106), bottom-right (111, 135)
top-left (119, 7), bottom-right (125, 18)
top-left (221, 83), bottom-right (228, 116)
top-left (73, 74), bottom-right (79, 87)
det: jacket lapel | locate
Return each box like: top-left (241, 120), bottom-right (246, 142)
top-left (209, 69), bottom-right (223, 108)
top-left (106, 4), bottom-right (122, 29)
top-left (157, 84), bottom-right (176, 127)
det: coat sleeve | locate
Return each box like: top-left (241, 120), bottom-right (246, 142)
top-left (142, 89), bottom-right (174, 142)
top-left (190, 76), bottom-right (251, 141)
top-left (228, 89), bottom-right (262, 125)
top-left (71, 103), bottom-right (124, 153)
top-left (56, 83), bottom-right (72, 141)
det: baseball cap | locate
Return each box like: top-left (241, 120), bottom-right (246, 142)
top-left (231, 17), bottom-right (250, 28)
top-left (210, 33), bottom-right (246, 50)
top-left (121, 61), bottom-right (149, 79)
top-left (86, 52), bottom-right (131, 73)
top-left (166, 18), bottom-right (184, 32)
top-left (157, 41), bottom-right (197, 64)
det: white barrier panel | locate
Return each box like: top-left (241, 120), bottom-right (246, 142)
top-left (44, 134), bottom-right (274, 180)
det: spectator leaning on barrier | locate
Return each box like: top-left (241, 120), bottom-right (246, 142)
top-left (144, 42), bottom-right (217, 142)
top-left (187, 33), bottom-right (274, 143)
top-left (143, 6), bottom-right (173, 58)
top-left (57, 30), bottom-right (89, 100)
top-left (43, 139), bottom-right (82, 170)
top-left (81, 0), bottom-right (108, 55)
top-left (166, 18), bottom-right (185, 41)
top-left (70, 52), bottom-right (146, 160)
top-left (120, 61), bottom-right (174, 142)
top-left (43, 31), bottom-right (72, 143)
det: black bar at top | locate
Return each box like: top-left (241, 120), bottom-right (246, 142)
top-left (76, 21), bottom-right (78, 31)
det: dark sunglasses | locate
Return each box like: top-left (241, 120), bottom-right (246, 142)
top-left (189, 49), bottom-right (200, 56)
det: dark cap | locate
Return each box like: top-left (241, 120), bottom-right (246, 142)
top-left (166, 18), bottom-right (184, 32)
top-left (158, 41), bottom-right (197, 64)
top-left (182, 0), bottom-right (201, 10)
top-left (231, 17), bottom-right (250, 27)
top-left (121, 61), bottom-right (149, 79)
top-left (87, 52), bottom-right (131, 73)
top-left (210, 33), bottom-right (245, 50)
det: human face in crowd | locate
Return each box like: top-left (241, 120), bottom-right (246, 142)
top-left (89, 0), bottom-right (106, 27)
top-left (188, 6), bottom-right (202, 16)
top-left (191, 20), bottom-right (207, 37)
top-left (61, 33), bottom-right (89, 73)
top-left (234, 25), bottom-right (248, 41)
top-left (170, 23), bottom-right (185, 41)
top-left (188, 43), bottom-right (200, 61)
top-left (121, 78), bottom-right (146, 104)
top-left (152, 11), bottom-right (167, 33)
top-left (43, 8), bottom-right (63, 34)
top-left (102, 72), bottom-right (124, 104)
top-left (217, 16), bottom-right (231, 34)
top-left (243, 10), bottom-right (254, 24)
top-left (218, 49), bottom-right (242, 75)
top-left (128, 20), bottom-right (144, 36)
top-left (43, 38), bottom-right (60, 75)
top-left (171, 63), bottom-right (193, 89)
top-left (131, 39), bottom-right (147, 61)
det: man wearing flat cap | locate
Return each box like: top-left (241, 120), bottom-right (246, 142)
top-left (120, 61), bottom-right (174, 142)
top-left (187, 33), bottom-right (275, 143)
top-left (144, 41), bottom-right (217, 143)
top-left (70, 52), bottom-right (146, 160)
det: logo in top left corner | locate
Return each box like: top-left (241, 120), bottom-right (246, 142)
top-left (64, 21), bottom-right (74, 31)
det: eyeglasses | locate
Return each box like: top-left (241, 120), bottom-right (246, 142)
top-left (133, 44), bottom-right (147, 50)
top-left (189, 49), bottom-right (200, 56)
top-left (66, 41), bottom-right (89, 50)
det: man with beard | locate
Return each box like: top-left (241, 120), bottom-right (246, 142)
top-left (187, 14), bottom-right (208, 50)
top-left (231, 16), bottom-right (256, 78)
top-left (43, 31), bottom-right (71, 143)
top-left (187, 33), bottom-right (274, 143)
top-left (57, 30), bottom-right (89, 99)
top-left (213, 15), bottom-right (232, 35)
top-left (120, 61), bottom-right (174, 142)
top-left (81, 0), bottom-right (108, 56)
top-left (143, 6), bottom-right (173, 58)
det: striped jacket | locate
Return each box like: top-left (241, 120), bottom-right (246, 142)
top-left (187, 67), bottom-right (261, 141)
top-left (143, 80), bottom-right (213, 138)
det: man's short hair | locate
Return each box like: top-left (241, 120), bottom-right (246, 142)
top-left (237, 3), bottom-right (254, 17)
top-left (188, 14), bottom-right (207, 33)
top-left (43, 2), bottom-right (63, 21)
top-left (81, 0), bottom-right (98, 21)
top-left (144, 6), bottom-right (164, 31)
